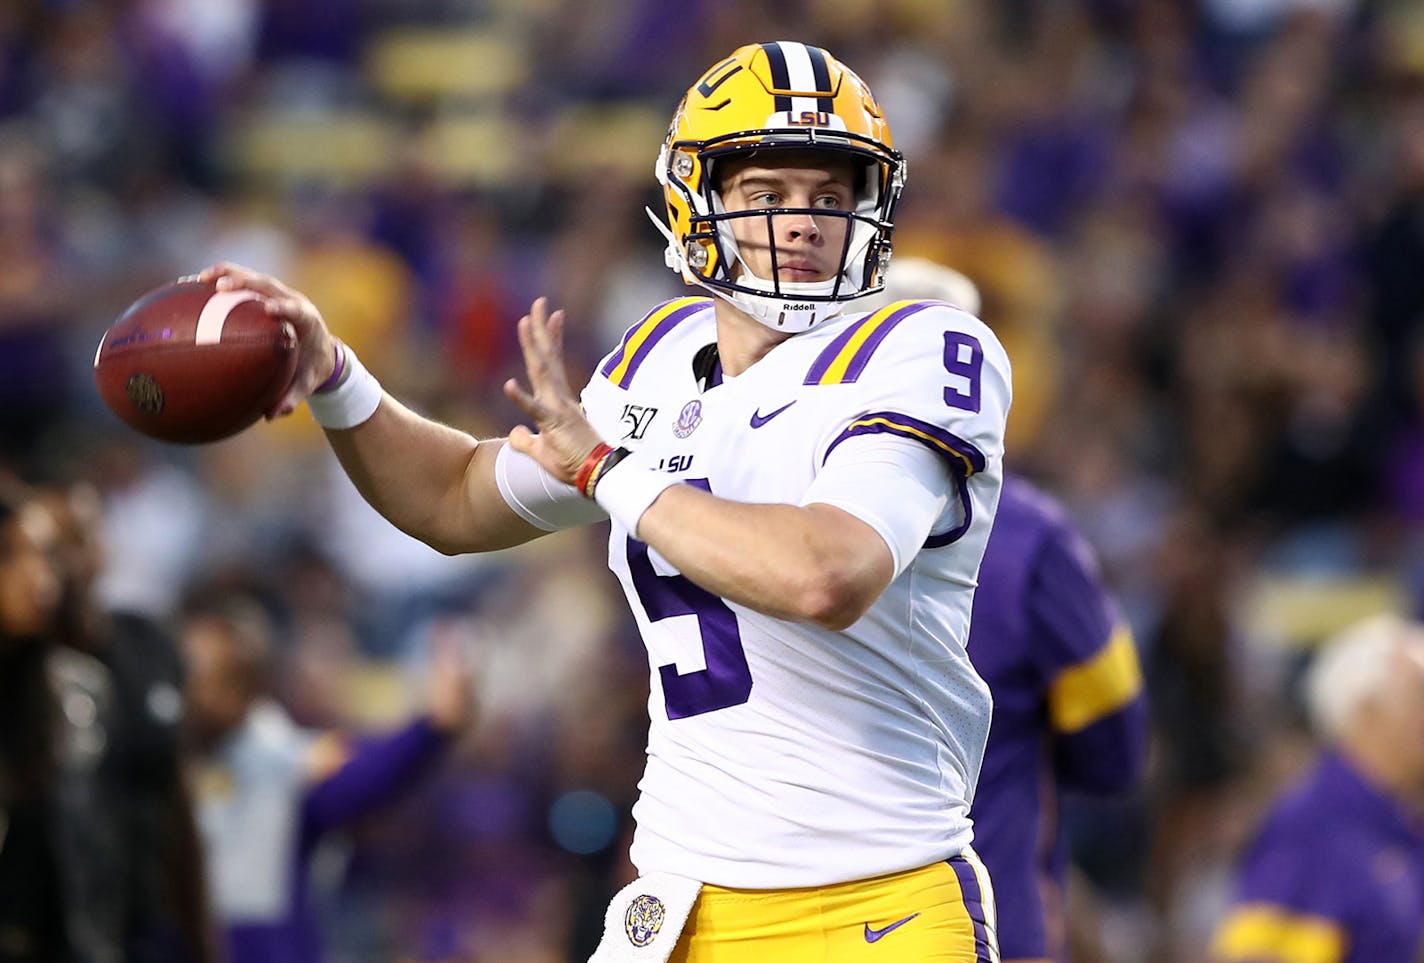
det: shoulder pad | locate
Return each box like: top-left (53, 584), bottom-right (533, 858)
top-left (598, 297), bottom-right (711, 389)
top-left (813, 299), bottom-right (1010, 481)
top-left (804, 300), bottom-right (960, 386)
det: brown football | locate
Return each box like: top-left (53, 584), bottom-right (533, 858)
top-left (93, 278), bottom-right (298, 444)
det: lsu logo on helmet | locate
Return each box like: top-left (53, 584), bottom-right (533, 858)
top-left (648, 41), bottom-right (906, 333)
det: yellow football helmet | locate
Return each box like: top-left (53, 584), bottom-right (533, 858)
top-left (650, 41), bottom-right (906, 332)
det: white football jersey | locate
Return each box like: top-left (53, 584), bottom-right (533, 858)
top-left (580, 296), bottom-right (1011, 888)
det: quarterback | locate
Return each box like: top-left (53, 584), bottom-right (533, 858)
top-left (201, 41), bottom-right (1011, 963)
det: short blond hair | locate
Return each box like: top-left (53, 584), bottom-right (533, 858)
top-left (1305, 613), bottom-right (1424, 739)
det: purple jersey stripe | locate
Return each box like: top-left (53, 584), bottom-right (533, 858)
top-left (949, 854), bottom-right (994, 963)
top-left (599, 299), bottom-right (706, 387)
top-left (599, 331), bottom-right (631, 378)
top-left (924, 473), bottom-right (973, 549)
top-left (839, 301), bottom-right (933, 383)
top-left (822, 410), bottom-right (988, 476)
top-left (804, 308), bottom-right (879, 385)
top-left (803, 301), bottom-right (939, 385)
top-left (619, 301), bottom-right (700, 386)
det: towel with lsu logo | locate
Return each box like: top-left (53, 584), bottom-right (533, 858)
top-left (589, 873), bottom-right (702, 962)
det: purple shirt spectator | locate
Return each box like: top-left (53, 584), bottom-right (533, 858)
top-left (1213, 752), bottom-right (1424, 963)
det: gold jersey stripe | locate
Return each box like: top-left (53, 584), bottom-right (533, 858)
top-left (1047, 625), bottom-right (1143, 734)
top-left (606, 297), bottom-right (704, 386)
top-left (814, 301), bottom-right (913, 385)
top-left (1211, 904), bottom-right (1347, 963)
top-left (844, 415), bottom-right (978, 476)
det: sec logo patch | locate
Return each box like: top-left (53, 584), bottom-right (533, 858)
top-left (673, 400), bottom-right (702, 438)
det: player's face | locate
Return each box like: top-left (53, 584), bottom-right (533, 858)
top-left (717, 153), bottom-right (857, 286)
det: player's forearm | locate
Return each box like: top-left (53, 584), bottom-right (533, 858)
top-left (325, 395), bottom-right (540, 554)
top-left (635, 485), bottom-right (894, 630)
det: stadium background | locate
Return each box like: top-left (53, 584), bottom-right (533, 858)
top-left (2, 0), bottom-right (1422, 959)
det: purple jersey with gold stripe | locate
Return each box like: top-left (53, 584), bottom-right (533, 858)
top-left (1213, 752), bottom-right (1424, 963)
top-left (966, 475), bottom-right (1147, 960)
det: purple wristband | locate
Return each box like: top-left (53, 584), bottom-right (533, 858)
top-left (315, 341), bottom-right (346, 394)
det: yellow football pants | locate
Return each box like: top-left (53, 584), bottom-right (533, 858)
top-left (669, 850), bottom-right (999, 962)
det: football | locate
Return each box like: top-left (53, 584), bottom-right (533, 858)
top-left (93, 278), bottom-right (298, 444)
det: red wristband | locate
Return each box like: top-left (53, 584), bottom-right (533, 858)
top-left (575, 442), bottom-right (613, 498)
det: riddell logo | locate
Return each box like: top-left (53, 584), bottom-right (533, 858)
top-left (781, 303), bottom-right (814, 311)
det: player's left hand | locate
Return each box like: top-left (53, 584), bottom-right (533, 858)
top-left (504, 297), bottom-right (606, 486)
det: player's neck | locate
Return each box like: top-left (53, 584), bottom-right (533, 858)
top-left (713, 299), bottom-right (795, 376)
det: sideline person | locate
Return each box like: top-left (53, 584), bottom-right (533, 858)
top-left (1211, 613), bottom-right (1424, 963)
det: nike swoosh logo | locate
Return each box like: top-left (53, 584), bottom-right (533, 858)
top-left (863, 913), bottom-right (920, 943)
top-left (749, 401), bottom-right (796, 428)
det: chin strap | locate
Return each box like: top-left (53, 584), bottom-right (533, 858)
top-left (645, 206), bottom-right (682, 273)
top-left (643, 206), bottom-right (847, 332)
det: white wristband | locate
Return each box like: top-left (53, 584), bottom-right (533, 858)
top-left (593, 468), bottom-right (680, 538)
top-left (308, 344), bottom-right (383, 429)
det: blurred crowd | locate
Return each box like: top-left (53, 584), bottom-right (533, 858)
top-left (2, 0), bottom-right (1424, 960)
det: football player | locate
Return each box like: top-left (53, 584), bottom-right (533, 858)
top-left (202, 40), bottom-right (1011, 962)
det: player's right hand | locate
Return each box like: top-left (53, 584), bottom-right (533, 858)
top-left (197, 262), bottom-right (338, 419)
top-left (504, 297), bottom-right (608, 486)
